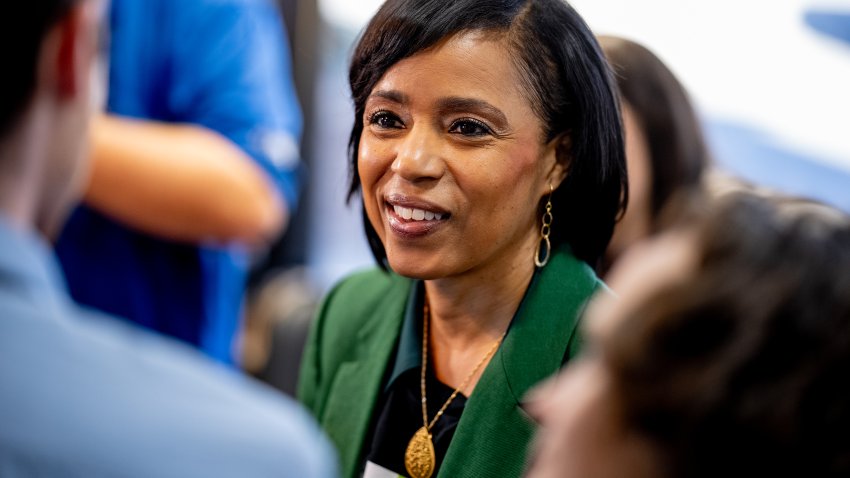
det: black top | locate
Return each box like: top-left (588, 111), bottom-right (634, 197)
top-left (363, 282), bottom-right (467, 477)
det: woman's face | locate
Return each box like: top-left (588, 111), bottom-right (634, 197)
top-left (358, 31), bottom-right (562, 280)
top-left (606, 102), bottom-right (653, 265)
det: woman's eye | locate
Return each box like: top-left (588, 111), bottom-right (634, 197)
top-left (449, 119), bottom-right (493, 137)
top-left (368, 111), bottom-right (403, 129)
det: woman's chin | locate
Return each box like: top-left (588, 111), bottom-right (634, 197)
top-left (386, 257), bottom-right (451, 280)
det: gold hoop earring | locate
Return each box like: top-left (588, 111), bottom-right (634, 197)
top-left (535, 184), bottom-right (554, 268)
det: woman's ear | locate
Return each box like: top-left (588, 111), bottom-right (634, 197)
top-left (42, 0), bottom-right (101, 99)
top-left (544, 133), bottom-right (571, 192)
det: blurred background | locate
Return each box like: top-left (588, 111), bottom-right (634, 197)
top-left (274, 0), bottom-right (850, 294)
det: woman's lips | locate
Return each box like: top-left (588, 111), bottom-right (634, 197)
top-left (386, 203), bottom-right (449, 238)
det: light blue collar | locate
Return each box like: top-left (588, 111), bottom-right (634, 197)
top-left (0, 216), bottom-right (71, 319)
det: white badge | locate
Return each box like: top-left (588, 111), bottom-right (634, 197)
top-left (363, 460), bottom-right (406, 478)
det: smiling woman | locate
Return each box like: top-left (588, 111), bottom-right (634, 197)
top-left (297, 1), bottom-right (626, 477)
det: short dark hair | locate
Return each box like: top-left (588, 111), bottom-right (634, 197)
top-left (606, 193), bottom-right (850, 477)
top-left (599, 36), bottom-right (708, 228)
top-left (347, 0), bottom-right (627, 269)
top-left (1, 1), bottom-right (80, 136)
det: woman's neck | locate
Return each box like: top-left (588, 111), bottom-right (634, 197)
top-left (423, 234), bottom-right (538, 348)
top-left (421, 233), bottom-right (538, 392)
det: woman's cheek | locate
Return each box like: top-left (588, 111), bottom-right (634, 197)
top-left (358, 138), bottom-right (392, 188)
top-left (358, 139), bottom-right (390, 240)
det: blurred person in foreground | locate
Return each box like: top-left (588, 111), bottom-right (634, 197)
top-left (0, 1), bottom-right (335, 476)
top-left (54, 0), bottom-right (303, 365)
top-left (527, 192), bottom-right (850, 478)
top-left (597, 35), bottom-right (709, 278)
top-left (297, 0), bottom-right (627, 477)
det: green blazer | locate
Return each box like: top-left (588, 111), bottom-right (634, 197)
top-left (298, 247), bottom-right (602, 478)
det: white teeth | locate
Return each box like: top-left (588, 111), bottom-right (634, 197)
top-left (390, 205), bottom-right (446, 222)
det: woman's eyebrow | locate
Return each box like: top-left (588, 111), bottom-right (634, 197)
top-left (367, 89), bottom-right (409, 104)
top-left (437, 96), bottom-right (509, 129)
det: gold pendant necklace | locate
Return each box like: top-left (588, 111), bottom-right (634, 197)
top-left (404, 426), bottom-right (436, 478)
top-left (404, 299), bottom-right (506, 478)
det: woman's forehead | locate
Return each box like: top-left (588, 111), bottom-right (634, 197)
top-left (363, 31), bottom-right (546, 139)
top-left (368, 31), bottom-right (525, 107)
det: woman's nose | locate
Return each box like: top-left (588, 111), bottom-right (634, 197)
top-left (391, 125), bottom-right (445, 182)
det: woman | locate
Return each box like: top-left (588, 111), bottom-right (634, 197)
top-left (597, 36), bottom-right (710, 277)
top-left (298, 1), bottom-right (626, 477)
top-left (527, 192), bottom-right (850, 478)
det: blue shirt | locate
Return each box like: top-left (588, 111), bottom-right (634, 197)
top-left (55, 0), bottom-right (303, 364)
top-left (0, 218), bottom-right (336, 477)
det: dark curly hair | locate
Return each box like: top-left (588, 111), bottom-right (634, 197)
top-left (606, 193), bottom-right (850, 478)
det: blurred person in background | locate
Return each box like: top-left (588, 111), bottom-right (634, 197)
top-left (0, 1), bottom-right (336, 476)
top-left (54, 0), bottom-right (303, 365)
top-left (297, 0), bottom-right (627, 477)
top-left (527, 192), bottom-right (850, 478)
top-left (598, 35), bottom-right (710, 278)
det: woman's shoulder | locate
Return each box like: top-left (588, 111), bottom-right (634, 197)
top-left (299, 267), bottom-right (412, 405)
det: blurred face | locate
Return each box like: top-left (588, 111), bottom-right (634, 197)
top-left (606, 102), bottom-right (653, 265)
top-left (358, 31), bottom-right (562, 279)
top-left (525, 357), bottom-right (653, 478)
top-left (526, 232), bottom-right (698, 478)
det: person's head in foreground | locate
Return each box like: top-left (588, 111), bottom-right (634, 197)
top-left (597, 35), bottom-right (709, 275)
top-left (0, 2), bottom-right (336, 476)
top-left (527, 192), bottom-right (850, 478)
top-left (349, 0), bottom-right (626, 276)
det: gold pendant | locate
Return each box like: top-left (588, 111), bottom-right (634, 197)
top-left (404, 426), bottom-right (436, 478)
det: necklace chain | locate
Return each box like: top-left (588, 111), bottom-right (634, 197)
top-left (419, 299), bottom-right (506, 431)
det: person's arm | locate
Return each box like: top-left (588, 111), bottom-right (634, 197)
top-left (86, 0), bottom-right (302, 246)
top-left (84, 114), bottom-right (286, 245)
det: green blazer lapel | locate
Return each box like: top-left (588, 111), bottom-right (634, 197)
top-left (502, 246), bottom-right (600, 397)
top-left (318, 274), bottom-right (412, 478)
top-left (439, 247), bottom-right (600, 477)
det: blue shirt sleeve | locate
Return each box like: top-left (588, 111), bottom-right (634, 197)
top-left (169, 0), bottom-right (304, 209)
